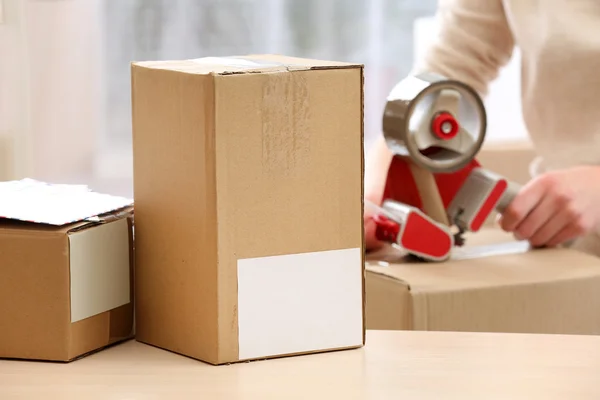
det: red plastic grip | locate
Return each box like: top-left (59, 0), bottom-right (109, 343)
top-left (372, 214), bottom-right (401, 243)
top-left (431, 112), bottom-right (459, 140)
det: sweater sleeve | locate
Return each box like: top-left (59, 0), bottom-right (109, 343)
top-left (413, 0), bottom-right (516, 96)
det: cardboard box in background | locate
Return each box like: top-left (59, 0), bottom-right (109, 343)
top-left (477, 140), bottom-right (537, 184)
top-left (131, 55), bottom-right (365, 365)
top-left (365, 228), bottom-right (600, 335)
top-left (0, 209), bottom-right (135, 361)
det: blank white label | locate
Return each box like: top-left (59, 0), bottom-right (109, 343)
top-left (69, 218), bottom-right (131, 323)
top-left (237, 247), bottom-right (364, 360)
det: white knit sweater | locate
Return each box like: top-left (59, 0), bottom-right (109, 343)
top-left (414, 0), bottom-right (600, 256)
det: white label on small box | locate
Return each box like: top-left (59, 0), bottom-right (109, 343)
top-left (69, 218), bottom-right (131, 323)
top-left (237, 247), bottom-right (363, 360)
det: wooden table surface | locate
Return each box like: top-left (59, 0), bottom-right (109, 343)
top-left (1, 330), bottom-right (599, 399)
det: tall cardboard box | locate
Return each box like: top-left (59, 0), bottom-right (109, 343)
top-left (0, 200), bottom-right (134, 362)
top-left (366, 229), bottom-right (600, 335)
top-left (131, 55), bottom-right (365, 365)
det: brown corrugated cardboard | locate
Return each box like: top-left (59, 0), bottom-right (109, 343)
top-left (365, 228), bottom-right (600, 334)
top-left (0, 209), bottom-right (135, 362)
top-left (131, 54), bottom-right (365, 365)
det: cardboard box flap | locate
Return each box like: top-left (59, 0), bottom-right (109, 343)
top-left (133, 54), bottom-right (362, 76)
top-left (0, 179), bottom-right (133, 229)
top-left (0, 214), bottom-right (130, 235)
top-left (367, 245), bottom-right (600, 293)
top-left (67, 206), bottom-right (134, 234)
top-left (0, 218), bottom-right (67, 235)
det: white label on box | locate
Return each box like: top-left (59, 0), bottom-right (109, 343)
top-left (237, 247), bottom-right (363, 360)
top-left (69, 218), bottom-right (131, 323)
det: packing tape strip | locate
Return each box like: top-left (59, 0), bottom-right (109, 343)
top-left (190, 56), bottom-right (280, 69)
top-left (190, 56), bottom-right (305, 72)
top-left (450, 240), bottom-right (531, 260)
top-left (365, 239), bottom-right (532, 266)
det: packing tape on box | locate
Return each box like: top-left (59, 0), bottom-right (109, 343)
top-left (449, 240), bottom-right (531, 260)
top-left (366, 240), bottom-right (531, 267)
top-left (190, 56), bottom-right (307, 73)
top-left (190, 56), bottom-right (281, 69)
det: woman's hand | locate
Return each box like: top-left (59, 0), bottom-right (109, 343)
top-left (364, 135), bottom-right (394, 251)
top-left (364, 197), bottom-right (384, 251)
top-left (498, 165), bottom-right (600, 247)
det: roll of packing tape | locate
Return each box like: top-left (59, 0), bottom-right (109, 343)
top-left (382, 72), bottom-right (487, 173)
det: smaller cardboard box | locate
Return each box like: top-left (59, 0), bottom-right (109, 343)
top-left (131, 54), bottom-right (365, 365)
top-left (0, 180), bottom-right (135, 361)
top-left (366, 229), bottom-right (600, 335)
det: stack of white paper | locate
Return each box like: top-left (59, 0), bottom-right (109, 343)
top-left (0, 178), bottom-right (133, 226)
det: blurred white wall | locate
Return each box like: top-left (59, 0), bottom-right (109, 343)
top-left (7, 1), bottom-right (520, 198)
top-left (0, 0), bottom-right (26, 179)
top-left (0, 0), bottom-right (103, 183)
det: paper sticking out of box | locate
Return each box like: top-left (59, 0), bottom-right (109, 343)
top-left (366, 240), bottom-right (532, 268)
top-left (0, 178), bottom-right (133, 225)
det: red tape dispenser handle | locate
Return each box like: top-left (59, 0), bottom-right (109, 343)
top-left (368, 199), bottom-right (454, 262)
top-left (447, 167), bottom-right (521, 233)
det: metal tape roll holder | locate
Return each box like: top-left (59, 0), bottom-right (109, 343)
top-left (382, 73), bottom-right (487, 173)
